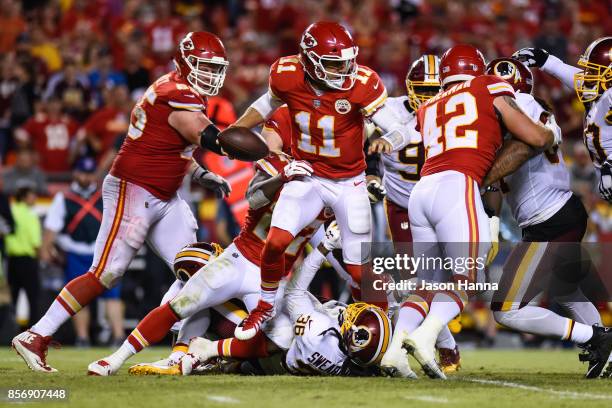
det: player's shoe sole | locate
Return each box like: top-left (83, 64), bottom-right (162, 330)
top-left (402, 319), bottom-right (447, 380)
top-left (128, 362), bottom-right (181, 376)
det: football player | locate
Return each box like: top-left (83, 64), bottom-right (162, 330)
top-left (394, 44), bottom-right (558, 378)
top-left (229, 21), bottom-right (419, 340)
top-left (12, 32), bottom-right (232, 373)
top-left (483, 57), bottom-right (612, 379)
top-left (512, 38), bottom-right (611, 202)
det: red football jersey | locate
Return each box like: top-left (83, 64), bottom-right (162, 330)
top-left (18, 114), bottom-right (79, 173)
top-left (83, 106), bottom-right (129, 161)
top-left (111, 71), bottom-right (207, 200)
top-left (262, 105), bottom-right (292, 154)
top-left (417, 75), bottom-right (515, 185)
top-left (234, 153), bottom-right (327, 274)
top-left (269, 55), bottom-right (387, 179)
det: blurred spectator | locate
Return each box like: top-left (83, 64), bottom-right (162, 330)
top-left (5, 185), bottom-right (41, 329)
top-left (0, 179), bottom-right (15, 257)
top-left (88, 50), bottom-right (128, 106)
top-left (570, 142), bottom-right (598, 194)
top-left (533, 16), bottom-right (568, 61)
top-left (14, 96), bottom-right (81, 174)
top-left (80, 85), bottom-right (130, 162)
top-left (28, 26), bottom-right (62, 73)
top-left (41, 157), bottom-right (124, 346)
top-left (122, 43), bottom-right (152, 96)
top-left (2, 148), bottom-right (48, 196)
top-left (44, 59), bottom-right (93, 122)
top-left (0, 0), bottom-right (25, 53)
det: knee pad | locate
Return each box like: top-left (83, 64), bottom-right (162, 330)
top-left (346, 196), bottom-right (371, 234)
top-left (125, 216), bottom-right (148, 249)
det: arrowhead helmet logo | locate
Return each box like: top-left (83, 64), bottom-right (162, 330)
top-left (180, 32), bottom-right (195, 51)
top-left (300, 32), bottom-right (318, 50)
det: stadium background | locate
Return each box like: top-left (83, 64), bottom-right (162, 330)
top-left (0, 0), bottom-right (610, 348)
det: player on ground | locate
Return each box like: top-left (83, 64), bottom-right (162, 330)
top-left (512, 37), bottom-right (612, 202)
top-left (483, 57), bottom-right (612, 379)
top-left (387, 44), bottom-right (557, 379)
top-left (11, 31), bottom-right (232, 373)
top-left (230, 21), bottom-right (418, 341)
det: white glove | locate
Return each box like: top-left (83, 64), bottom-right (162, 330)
top-left (544, 114), bottom-right (562, 146)
top-left (281, 160), bottom-right (313, 182)
top-left (366, 177), bottom-right (387, 203)
top-left (192, 166), bottom-right (232, 198)
top-left (322, 220), bottom-right (342, 251)
top-left (486, 216), bottom-right (500, 266)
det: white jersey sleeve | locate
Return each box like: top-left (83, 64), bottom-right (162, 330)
top-left (584, 88), bottom-right (612, 166)
top-left (503, 93), bottom-right (572, 227)
top-left (284, 309), bottom-right (347, 376)
top-left (541, 55), bottom-right (582, 91)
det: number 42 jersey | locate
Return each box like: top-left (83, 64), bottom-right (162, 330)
top-left (417, 75), bottom-right (515, 185)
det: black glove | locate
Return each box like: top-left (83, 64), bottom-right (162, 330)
top-left (599, 160), bottom-right (612, 202)
top-left (366, 177), bottom-right (386, 203)
top-left (192, 166), bottom-right (232, 198)
top-left (512, 47), bottom-right (550, 68)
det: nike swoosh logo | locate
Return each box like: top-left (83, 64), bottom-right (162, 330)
top-left (354, 180), bottom-right (364, 186)
top-left (373, 81), bottom-right (379, 90)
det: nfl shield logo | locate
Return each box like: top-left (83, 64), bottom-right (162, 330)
top-left (313, 99), bottom-right (321, 108)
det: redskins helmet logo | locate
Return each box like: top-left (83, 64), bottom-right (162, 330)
top-left (493, 61), bottom-right (519, 83)
top-left (351, 326), bottom-right (372, 348)
top-left (300, 32), bottom-right (318, 50)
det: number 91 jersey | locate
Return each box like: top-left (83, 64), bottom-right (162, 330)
top-left (111, 71), bottom-right (207, 200)
top-left (416, 75), bottom-right (515, 185)
top-left (269, 55), bottom-right (387, 179)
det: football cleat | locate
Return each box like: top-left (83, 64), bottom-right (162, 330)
top-left (380, 329), bottom-right (417, 379)
top-left (11, 330), bottom-right (58, 373)
top-left (128, 358), bottom-right (181, 376)
top-left (87, 359), bottom-right (120, 376)
top-left (403, 318), bottom-right (447, 379)
top-left (579, 325), bottom-right (612, 379)
top-left (438, 346), bottom-right (461, 374)
top-left (234, 300), bottom-right (274, 340)
top-left (180, 337), bottom-right (218, 376)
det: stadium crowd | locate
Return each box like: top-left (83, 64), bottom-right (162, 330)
top-left (0, 0), bottom-right (610, 346)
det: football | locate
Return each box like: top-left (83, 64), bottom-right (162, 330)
top-left (218, 126), bottom-right (270, 161)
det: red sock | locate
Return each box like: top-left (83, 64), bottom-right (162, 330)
top-left (217, 332), bottom-right (270, 359)
top-left (260, 227), bottom-right (294, 303)
top-left (127, 303), bottom-right (180, 352)
top-left (56, 272), bottom-right (106, 315)
top-left (348, 263), bottom-right (388, 310)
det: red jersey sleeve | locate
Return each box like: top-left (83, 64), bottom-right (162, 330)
top-left (353, 66), bottom-right (388, 117)
top-left (475, 75), bottom-right (516, 99)
top-left (262, 105), bottom-right (292, 151)
top-left (269, 55), bottom-right (303, 101)
top-left (255, 152), bottom-right (289, 177)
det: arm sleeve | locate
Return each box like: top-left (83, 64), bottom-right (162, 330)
top-left (541, 55), bottom-right (581, 90)
top-left (286, 247), bottom-right (327, 322)
top-left (364, 139), bottom-right (381, 177)
top-left (370, 103), bottom-right (421, 150)
top-left (250, 89), bottom-right (284, 120)
top-left (43, 193), bottom-right (66, 233)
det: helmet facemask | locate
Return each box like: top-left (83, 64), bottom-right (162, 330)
top-left (574, 57), bottom-right (611, 103)
top-left (406, 81), bottom-right (440, 111)
top-left (183, 55), bottom-right (228, 97)
top-left (306, 48), bottom-right (358, 91)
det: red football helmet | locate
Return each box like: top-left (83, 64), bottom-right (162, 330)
top-left (340, 303), bottom-right (392, 366)
top-left (486, 57), bottom-right (533, 94)
top-left (173, 242), bottom-right (223, 282)
top-left (406, 54), bottom-right (441, 110)
top-left (299, 21), bottom-right (359, 90)
top-left (174, 31), bottom-right (229, 96)
top-left (574, 36), bottom-right (612, 103)
top-left (439, 44), bottom-right (486, 88)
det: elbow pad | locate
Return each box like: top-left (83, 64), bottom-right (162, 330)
top-left (200, 124), bottom-right (224, 155)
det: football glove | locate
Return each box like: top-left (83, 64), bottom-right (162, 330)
top-left (512, 47), bottom-right (549, 68)
top-left (366, 177), bottom-right (387, 203)
top-left (281, 160), bottom-right (313, 182)
top-left (599, 160), bottom-right (612, 202)
top-left (192, 166), bottom-right (232, 198)
top-left (323, 220), bottom-right (342, 251)
top-left (486, 216), bottom-right (500, 266)
top-left (544, 113), bottom-right (563, 146)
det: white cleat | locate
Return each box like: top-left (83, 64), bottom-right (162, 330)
top-left (403, 318), bottom-right (447, 380)
top-left (380, 329), bottom-right (417, 379)
top-left (87, 359), bottom-right (120, 376)
top-left (180, 337), bottom-right (218, 376)
top-left (11, 331), bottom-right (58, 373)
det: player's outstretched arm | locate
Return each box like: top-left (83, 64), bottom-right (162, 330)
top-left (494, 95), bottom-right (555, 150)
top-left (482, 138), bottom-right (539, 187)
top-left (368, 104), bottom-right (421, 153)
top-left (513, 48), bottom-right (580, 90)
top-left (168, 109), bottom-right (225, 156)
top-left (233, 91), bottom-right (284, 129)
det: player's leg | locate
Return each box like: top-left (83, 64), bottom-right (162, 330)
top-left (235, 178), bottom-right (324, 340)
top-left (13, 177), bottom-right (154, 372)
top-left (384, 197), bottom-right (412, 247)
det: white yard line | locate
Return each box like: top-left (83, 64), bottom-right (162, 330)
top-left (403, 395), bottom-right (450, 404)
top-left (206, 395), bottom-right (241, 404)
top-left (466, 378), bottom-right (612, 401)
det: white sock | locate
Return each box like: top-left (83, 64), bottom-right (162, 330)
top-left (427, 293), bottom-right (462, 326)
top-left (395, 305), bottom-right (426, 334)
top-left (436, 325), bottom-right (457, 349)
top-left (494, 306), bottom-right (594, 344)
top-left (261, 289), bottom-right (277, 306)
top-left (106, 341), bottom-right (136, 368)
top-left (31, 300), bottom-right (72, 337)
top-left (555, 289), bottom-right (602, 326)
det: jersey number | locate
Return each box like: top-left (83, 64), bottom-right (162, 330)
top-left (584, 122), bottom-right (604, 163)
top-left (295, 112), bottom-right (339, 157)
top-left (127, 86), bottom-right (157, 140)
top-left (294, 314), bottom-right (311, 336)
top-left (422, 92), bottom-right (479, 158)
top-left (398, 143), bottom-right (425, 181)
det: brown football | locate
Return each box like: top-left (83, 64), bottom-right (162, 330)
top-left (218, 127), bottom-right (269, 162)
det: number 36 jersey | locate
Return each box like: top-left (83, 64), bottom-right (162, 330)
top-left (583, 88), bottom-right (612, 167)
top-left (417, 75), bottom-right (515, 185)
top-left (269, 55), bottom-right (387, 179)
top-left (111, 71), bottom-right (207, 200)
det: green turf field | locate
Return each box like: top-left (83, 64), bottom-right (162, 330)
top-left (1, 347), bottom-right (611, 407)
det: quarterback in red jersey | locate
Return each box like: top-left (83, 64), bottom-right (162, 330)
top-left (383, 44), bottom-right (557, 379)
top-left (231, 21), bottom-right (418, 340)
top-left (12, 32), bottom-right (233, 374)
top-left (79, 108), bottom-right (336, 375)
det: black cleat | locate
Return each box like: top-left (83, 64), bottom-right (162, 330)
top-left (578, 325), bottom-right (612, 379)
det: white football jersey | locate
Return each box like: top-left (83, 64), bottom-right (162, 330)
top-left (583, 88), bottom-right (612, 167)
top-left (379, 96), bottom-right (424, 207)
top-left (503, 92), bottom-right (572, 227)
top-left (284, 308), bottom-right (347, 376)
